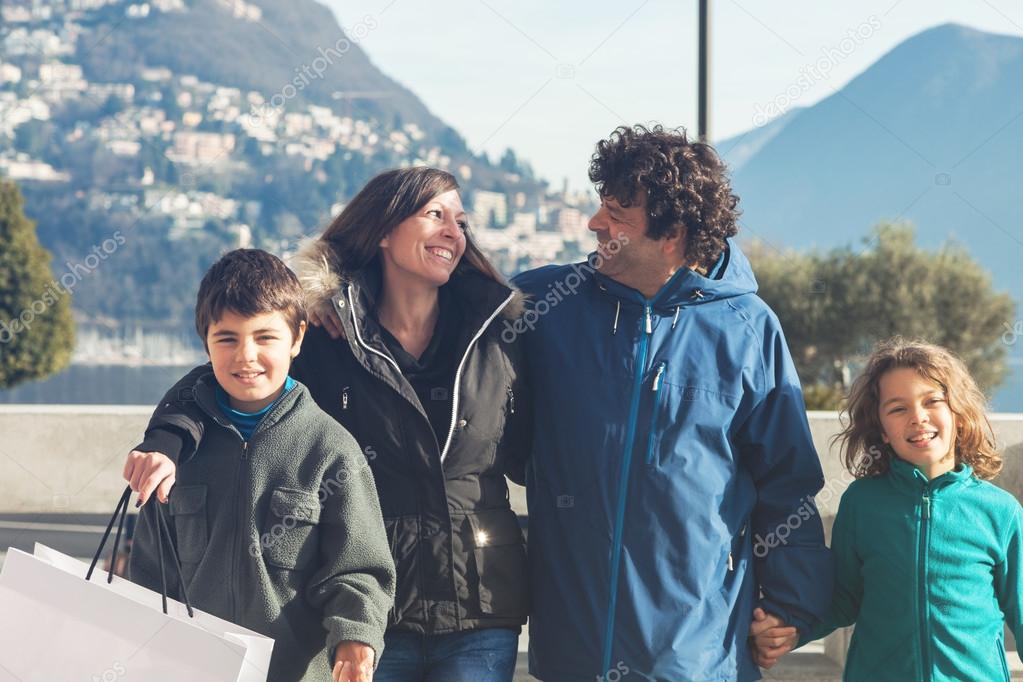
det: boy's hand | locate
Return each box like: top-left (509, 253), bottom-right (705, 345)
top-left (749, 607), bottom-right (798, 669)
top-left (332, 641), bottom-right (374, 682)
top-left (309, 305), bottom-right (345, 340)
top-left (123, 450), bottom-right (176, 506)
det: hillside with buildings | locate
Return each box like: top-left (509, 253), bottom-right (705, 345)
top-left (0, 0), bottom-right (595, 362)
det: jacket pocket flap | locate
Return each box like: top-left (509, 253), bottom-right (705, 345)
top-left (270, 487), bottom-right (322, 524)
top-left (169, 485), bottom-right (206, 516)
top-left (466, 509), bottom-right (523, 548)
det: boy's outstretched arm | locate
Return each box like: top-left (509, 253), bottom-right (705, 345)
top-left (124, 364), bottom-right (212, 504)
top-left (134, 363), bottom-right (212, 460)
top-left (307, 430), bottom-right (396, 671)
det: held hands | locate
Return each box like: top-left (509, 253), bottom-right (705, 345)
top-left (749, 607), bottom-right (799, 669)
top-left (332, 641), bottom-right (375, 682)
top-left (123, 450), bottom-right (177, 506)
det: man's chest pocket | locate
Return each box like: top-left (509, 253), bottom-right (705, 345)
top-left (644, 379), bottom-right (740, 471)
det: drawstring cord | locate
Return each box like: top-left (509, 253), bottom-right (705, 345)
top-left (608, 289), bottom-right (702, 335)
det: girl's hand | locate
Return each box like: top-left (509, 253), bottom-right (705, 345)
top-left (123, 450), bottom-right (176, 506)
top-left (309, 304), bottom-right (345, 340)
top-left (332, 641), bottom-right (374, 682)
top-left (749, 607), bottom-right (798, 669)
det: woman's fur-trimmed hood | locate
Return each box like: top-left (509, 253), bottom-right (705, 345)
top-left (291, 238), bottom-right (526, 323)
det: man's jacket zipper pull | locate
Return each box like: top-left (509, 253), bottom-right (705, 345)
top-left (644, 305), bottom-right (653, 334)
top-left (652, 363), bottom-right (666, 392)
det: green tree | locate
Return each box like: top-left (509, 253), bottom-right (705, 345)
top-left (0, 180), bottom-right (75, 388)
top-left (750, 223), bottom-right (1014, 409)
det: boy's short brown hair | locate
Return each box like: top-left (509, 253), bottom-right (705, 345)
top-left (195, 249), bottom-right (306, 349)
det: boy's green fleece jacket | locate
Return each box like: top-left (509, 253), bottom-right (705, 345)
top-left (801, 457), bottom-right (1023, 681)
top-left (130, 375), bottom-right (396, 681)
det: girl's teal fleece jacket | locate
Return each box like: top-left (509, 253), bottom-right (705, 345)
top-left (801, 457), bottom-right (1023, 681)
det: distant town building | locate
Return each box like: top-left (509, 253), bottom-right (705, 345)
top-left (0, 156), bottom-right (70, 182)
top-left (37, 61), bottom-right (87, 99)
top-left (0, 94), bottom-right (51, 137)
top-left (86, 82), bottom-right (135, 102)
top-left (125, 4), bottom-right (151, 19)
top-left (214, 0), bottom-right (262, 21)
top-left (0, 62), bottom-right (22, 85)
top-left (106, 139), bottom-right (141, 156)
top-left (554, 207), bottom-right (589, 242)
top-left (166, 131), bottom-right (236, 165)
top-left (151, 0), bottom-right (186, 12)
top-left (472, 190), bottom-right (508, 228)
top-left (140, 66), bottom-right (173, 82)
top-left (508, 212), bottom-right (537, 236)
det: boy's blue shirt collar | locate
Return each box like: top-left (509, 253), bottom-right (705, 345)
top-left (215, 375), bottom-right (296, 440)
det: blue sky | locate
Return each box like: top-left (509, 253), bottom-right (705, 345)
top-left (323, 0), bottom-right (1023, 192)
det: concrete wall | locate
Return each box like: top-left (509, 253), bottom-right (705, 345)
top-left (4, 404), bottom-right (1023, 515)
top-left (0, 405), bottom-right (154, 514)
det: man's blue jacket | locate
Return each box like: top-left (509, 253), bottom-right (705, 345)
top-left (512, 240), bottom-right (833, 681)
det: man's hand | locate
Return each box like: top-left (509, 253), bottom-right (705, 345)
top-left (749, 607), bottom-right (798, 669)
top-left (309, 305), bottom-right (345, 340)
top-left (123, 450), bottom-right (176, 506)
top-left (332, 641), bottom-right (374, 682)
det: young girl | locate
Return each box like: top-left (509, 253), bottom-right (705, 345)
top-left (753, 337), bottom-right (1023, 680)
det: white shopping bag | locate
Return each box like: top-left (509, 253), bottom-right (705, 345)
top-left (0, 543), bottom-right (274, 681)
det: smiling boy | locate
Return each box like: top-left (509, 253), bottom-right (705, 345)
top-left (127, 249), bottom-right (395, 682)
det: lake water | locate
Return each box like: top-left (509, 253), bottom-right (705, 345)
top-left (0, 365), bottom-right (198, 405)
top-left (4, 360), bottom-right (1023, 411)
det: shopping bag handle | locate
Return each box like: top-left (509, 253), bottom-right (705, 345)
top-left (86, 486), bottom-right (130, 585)
top-left (87, 485), bottom-right (195, 617)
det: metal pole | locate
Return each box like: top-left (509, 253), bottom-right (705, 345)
top-left (698, 0), bottom-right (710, 142)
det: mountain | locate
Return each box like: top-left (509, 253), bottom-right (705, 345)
top-left (719, 23), bottom-right (1023, 298)
top-left (76, 0), bottom-right (454, 138)
top-left (717, 106), bottom-right (803, 173)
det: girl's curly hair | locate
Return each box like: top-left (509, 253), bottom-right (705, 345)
top-left (588, 124), bottom-right (740, 271)
top-left (836, 337), bottom-right (1002, 480)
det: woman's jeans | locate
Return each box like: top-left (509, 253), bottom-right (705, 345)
top-left (374, 627), bottom-right (519, 682)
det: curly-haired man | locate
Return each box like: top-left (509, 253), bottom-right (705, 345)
top-left (514, 125), bottom-right (833, 681)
